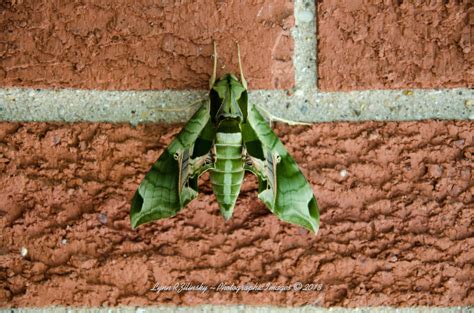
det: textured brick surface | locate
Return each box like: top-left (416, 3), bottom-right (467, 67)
top-left (0, 0), bottom-right (294, 90)
top-left (0, 121), bottom-right (473, 307)
top-left (317, 1), bottom-right (473, 91)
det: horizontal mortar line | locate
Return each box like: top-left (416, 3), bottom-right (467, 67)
top-left (1, 306), bottom-right (471, 313)
top-left (0, 87), bottom-right (472, 124)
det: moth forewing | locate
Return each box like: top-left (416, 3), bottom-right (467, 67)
top-left (243, 104), bottom-right (320, 233)
top-left (130, 101), bottom-right (212, 229)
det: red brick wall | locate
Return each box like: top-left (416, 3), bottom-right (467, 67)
top-left (0, 0), bottom-right (473, 308)
top-left (0, 121), bottom-right (473, 306)
top-left (0, 0), bottom-right (294, 90)
top-left (1, 1), bottom-right (471, 91)
top-left (317, 1), bottom-right (473, 90)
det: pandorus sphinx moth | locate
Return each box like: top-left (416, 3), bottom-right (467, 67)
top-left (130, 43), bottom-right (319, 233)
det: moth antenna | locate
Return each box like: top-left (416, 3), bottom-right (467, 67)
top-left (209, 40), bottom-right (218, 89)
top-left (153, 99), bottom-right (205, 112)
top-left (257, 105), bottom-right (312, 126)
top-left (236, 42), bottom-right (248, 89)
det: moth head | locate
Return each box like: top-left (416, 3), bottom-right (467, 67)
top-left (210, 74), bottom-right (248, 122)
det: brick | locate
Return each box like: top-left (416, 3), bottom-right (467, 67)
top-left (0, 0), bottom-right (294, 90)
top-left (0, 120), bottom-right (472, 306)
top-left (317, 1), bottom-right (473, 91)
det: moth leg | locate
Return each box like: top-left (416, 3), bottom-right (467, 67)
top-left (211, 144), bottom-right (217, 163)
top-left (193, 163), bottom-right (213, 179)
top-left (174, 148), bottom-right (214, 190)
top-left (242, 146), bottom-right (270, 192)
top-left (174, 150), bottom-right (213, 202)
top-left (244, 157), bottom-right (269, 194)
top-left (209, 41), bottom-right (218, 89)
top-left (246, 155), bottom-right (265, 174)
top-left (241, 146), bottom-right (248, 161)
top-left (189, 152), bottom-right (214, 178)
top-left (173, 149), bottom-right (192, 194)
top-left (236, 42), bottom-right (248, 89)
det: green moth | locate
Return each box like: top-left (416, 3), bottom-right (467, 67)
top-left (130, 43), bottom-right (319, 233)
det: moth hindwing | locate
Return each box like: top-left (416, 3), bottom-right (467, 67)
top-left (130, 45), bottom-right (319, 233)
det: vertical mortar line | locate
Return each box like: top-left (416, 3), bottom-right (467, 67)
top-left (292, 0), bottom-right (317, 92)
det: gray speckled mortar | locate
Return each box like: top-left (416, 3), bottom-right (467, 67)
top-left (1, 88), bottom-right (472, 124)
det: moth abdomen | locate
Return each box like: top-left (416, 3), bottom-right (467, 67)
top-left (210, 131), bottom-right (245, 219)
